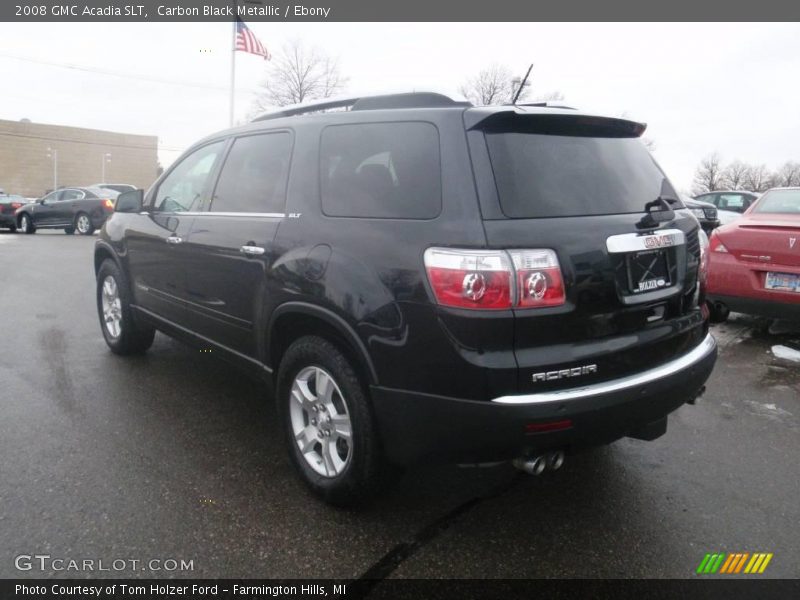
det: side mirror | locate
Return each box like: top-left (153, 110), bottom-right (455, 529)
top-left (115, 189), bottom-right (144, 213)
top-left (39, 198), bottom-right (47, 205)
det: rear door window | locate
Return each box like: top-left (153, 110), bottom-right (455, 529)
top-left (210, 132), bottom-right (292, 214)
top-left (320, 122), bottom-right (441, 219)
top-left (484, 122), bottom-right (677, 218)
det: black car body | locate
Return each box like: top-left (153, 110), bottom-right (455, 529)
top-left (0, 194), bottom-right (27, 230)
top-left (16, 186), bottom-right (118, 235)
top-left (682, 196), bottom-right (720, 235)
top-left (94, 93), bottom-right (717, 504)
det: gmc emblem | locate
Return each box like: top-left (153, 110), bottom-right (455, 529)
top-left (644, 234), bottom-right (676, 249)
top-left (532, 364), bottom-right (598, 382)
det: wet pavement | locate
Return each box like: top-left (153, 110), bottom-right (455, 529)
top-left (1, 230), bottom-right (798, 579)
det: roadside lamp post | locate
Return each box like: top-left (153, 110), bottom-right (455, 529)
top-left (46, 147), bottom-right (58, 191)
top-left (101, 153), bottom-right (112, 183)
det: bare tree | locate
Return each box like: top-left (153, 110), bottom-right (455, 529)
top-left (251, 39), bottom-right (347, 112)
top-left (459, 64), bottom-right (520, 105)
top-left (774, 161), bottom-right (800, 187)
top-left (743, 164), bottom-right (773, 192)
top-left (722, 160), bottom-right (749, 190)
top-left (692, 153), bottom-right (725, 194)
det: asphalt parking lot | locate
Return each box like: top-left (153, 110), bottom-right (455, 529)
top-left (1, 230), bottom-right (799, 580)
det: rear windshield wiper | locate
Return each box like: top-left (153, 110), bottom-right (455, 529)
top-left (636, 196), bottom-right (676, 229)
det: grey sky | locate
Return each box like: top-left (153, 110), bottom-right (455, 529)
top-left (2, 22), bottom-right (798, 190)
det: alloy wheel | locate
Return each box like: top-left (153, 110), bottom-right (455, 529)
top-left (289, 366), bottom-right (353, 477)
top-left (101, 275), bottom-right (122, 338)
top-left (77, 215), bottom-right (91, 234)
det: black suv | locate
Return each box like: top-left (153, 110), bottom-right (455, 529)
top-left (94, 92), bottom-right (717, 505)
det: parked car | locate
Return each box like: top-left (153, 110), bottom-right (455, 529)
top-left (681, 195), bottom-right (720, 235)
top-left (15, 186), bottom-right (118, 235)
top-left (92, 183), bottom-right (137, 194)
top-left (94, 92), bottom-right (716, 505)
top-left (695, 190), bottom-right (759, 215)
top-left (706, 187), bottom-right (800, 322)
top-left (0, 194), bottom-right (27, 231)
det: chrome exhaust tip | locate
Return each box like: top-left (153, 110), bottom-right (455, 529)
top-left (546, 450), bottom-right (565, 471)
top-left (513, 455), bottom-right (547, 476)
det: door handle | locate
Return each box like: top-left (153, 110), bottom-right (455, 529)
top-left (166, 236), bottom-right (183, 244)
top-left (240, 245), bottom-right (265, 256)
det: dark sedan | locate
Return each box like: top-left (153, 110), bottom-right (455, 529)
top-left (15, 187), bottom-right (118, 235)
top-left (0, 194), bottom-right (28, 231)
top-left (682, 195), bottom-right (720, 235)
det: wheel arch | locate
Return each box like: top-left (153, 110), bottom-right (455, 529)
top-left (94, 241), bottom-right (121, 275)
top-left (267, 302), bottom-right (378, 387)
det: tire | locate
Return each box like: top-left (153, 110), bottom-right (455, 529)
top-left (75, 213), bottom-right (94, 235)
top-left (708, 301), bottom-right (730, 324)
top-left (64, 227), bottom-right (75, 235)
top-left (276, 335), bottom-right (390, 506)
top-left (18, 213), bottom-right (35, 234)
top-left (8, 225), bottom-right (16, 233)
top-left (96, 259), bottom-right (155, 355)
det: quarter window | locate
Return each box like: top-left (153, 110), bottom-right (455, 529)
top-left (320, 122), bottom-right (441, 219)
top-left (154, 141), bottom-right (224, 212)
top-left (210, 133), bottom-right (292, 214)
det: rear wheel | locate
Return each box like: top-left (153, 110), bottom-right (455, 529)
top-left (18, 213), bottom-right (35, 234)
top-left (707, 301), bottom-right (730, 324)
top-left (277, 336), bottom-right (390, 506)
top-left (8, 225), bottom-right (16, 233)
top-left (75, 213), bottom-right (94, 235)
top-left (64, 226), bottom-right (75, 235)
top-left (96, 259), bottom-right (155, 355)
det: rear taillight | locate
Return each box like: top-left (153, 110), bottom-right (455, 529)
top-left (10, 202), bottom-right (22, 209)
top-left (709, 234), bottom-right (728, 253)
top-left (423, 247), bottom-right (565, 310)
top-left (103, 199), bottom-right (114, 209)
top-left (511, 249), bottom-right (565, 308)
top-left (423, 249), bottom-right (513, 310)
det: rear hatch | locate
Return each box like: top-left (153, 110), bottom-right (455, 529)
top-left (465, 108), bottom-right (706, 394)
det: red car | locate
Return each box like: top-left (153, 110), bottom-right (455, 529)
top-left (706, 187), bottom-right (800, 322)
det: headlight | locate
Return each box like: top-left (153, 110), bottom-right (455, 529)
top-left (704, 207), bottom-right (718, 219)
top-left (691, 208), bottom-right (706, 219)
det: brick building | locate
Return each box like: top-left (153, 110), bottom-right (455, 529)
top-left (0, 119), bottom-right (158, 197)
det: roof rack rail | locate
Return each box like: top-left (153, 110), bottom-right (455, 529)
top-left (251, 91), bottom-right (471, 122)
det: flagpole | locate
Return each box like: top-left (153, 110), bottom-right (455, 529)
top-left (229, 18), bottom-right (236, 127)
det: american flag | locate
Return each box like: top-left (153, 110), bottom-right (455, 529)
top-left (235, 20), bottom-right (271, 60)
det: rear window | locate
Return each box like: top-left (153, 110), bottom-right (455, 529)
top-left (484, 124), bottom-right (677, 218)
top-left (753, 189), bottom-right (800, 214)
top-left (320, 122), bottom-right (441, 219)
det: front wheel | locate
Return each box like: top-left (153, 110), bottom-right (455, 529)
top-left (18, 213), bottom-right (35, 234)
top-left (277, 336), bottom-right (391, 506)
top-left (96, 259), bottom-right (155, 355)
top-left (75, 213), bottom-right (94, 235)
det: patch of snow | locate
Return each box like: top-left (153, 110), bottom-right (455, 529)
top-left (771, 345), bottom-right (800, 363)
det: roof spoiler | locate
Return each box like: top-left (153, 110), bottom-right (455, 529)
top-left (465, 109), bottom-right (647, 137)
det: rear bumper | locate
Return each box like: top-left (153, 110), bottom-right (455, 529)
top-left (371, 333), bottom-right (717, 465)
top-left (0, 213), bottom-right (16, 227)
top-left (707, 294), bottom-right (799, 320)
top-left (707, 253), bottom-right (800, 319)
